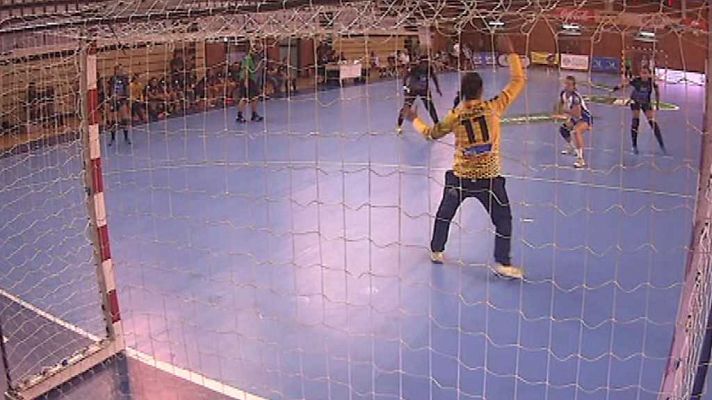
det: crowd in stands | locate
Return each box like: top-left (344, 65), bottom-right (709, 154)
top-left (86, 49), bottom-right (301, 126)
top-left (7, 39), bottom-right (466, 136)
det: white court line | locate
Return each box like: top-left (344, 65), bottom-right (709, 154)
top-left (0, 288), bottom-right (265, 400)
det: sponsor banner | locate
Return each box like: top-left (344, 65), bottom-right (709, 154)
top-left (655, 68), bottom-right (705, 86)
top-left (471, 52), bottom-right (496, 66)
top-left (497, 54), bottom-right (531, 68)
top-left (560, 54), bottom-right (589, 71)
top-left (530, 51), bottom-right (559, 66)
top-left (552, 7), bottom-right (598, 23)
top-left (591, 56), bottom-right (620, 73)
top-left (340, 64), bottom-right (362, 80)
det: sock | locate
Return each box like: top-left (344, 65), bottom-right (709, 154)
top-left (575, 148), bottom-right (583, 159)
top-left (650, 120), bottom-right (665, 149)
top-left (631, 117), bottom-right (640, 148)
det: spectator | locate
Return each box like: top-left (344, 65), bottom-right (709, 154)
top-left (280, 61), bottom-right (298, 95)
top-left (144, 77), bottom-right (166, 120)
top-left (386, 55), bottom-right (397, 77)
top-left (170, 52), bottom-right (184, 79)
top-left (129, 74), bottom-right (147, 123)
top-left (169, 77), bottom-right (187, 114)
top-left (370, 51), bottom-right (384, 78)
top-left (195, 68), bottom-right (223, 108)
top-left (398, 50), bottom-right (410, 66)
top-left (26, 82), bottom-right (41, 122)
top-left (226, 61), bottom-right (241, 101)
top-left (108, 64), bottom-right (131, 145)
top-left (263, 60), bottom-right (283, 97)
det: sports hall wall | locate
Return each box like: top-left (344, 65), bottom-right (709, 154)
top-left (454, 15), bottom-right (706, 73)
top-left (0, 20), bottom-right (705, 130)
top-left (0, 42), bottom-right (206, 127)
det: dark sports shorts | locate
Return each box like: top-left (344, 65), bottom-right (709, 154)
top-left (403, 88), bottom-right (430, 104)
top-left (630, 100), bottom-right (653, 112)
top-left (239, 80), bottom-right (260, 100)
top-left (110, 97), bottom-right (129, 112)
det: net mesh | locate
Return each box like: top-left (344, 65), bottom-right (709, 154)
top-left (0, 44), bottom-right (108, 389)
top-left (0, 1), bottom-right (710, 399)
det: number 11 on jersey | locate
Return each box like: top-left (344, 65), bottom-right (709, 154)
top-left (462, 115), bottom-right (492, 157)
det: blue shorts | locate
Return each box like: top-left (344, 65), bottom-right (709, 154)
top-left (570, 111), bottom-right (593, 127)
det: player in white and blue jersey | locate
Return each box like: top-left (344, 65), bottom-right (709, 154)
top-left (557, 76), bottom-right (592, 168)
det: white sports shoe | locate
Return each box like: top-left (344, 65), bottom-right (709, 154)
top-left (574, 157), bottom-right (587, 169)
top-left (430, 252), bottom-right (444, 264)
top-left (396, 127), bottom-right (403, 135)
top-left (494, 265), bottom-right (525, 279)
top-left (561, 147), bottom-right (576, 156)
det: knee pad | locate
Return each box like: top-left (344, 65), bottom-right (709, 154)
top-left (559, 125), bottom-right (572, 141)
top-left (632, 117), bottom-right (640, 131)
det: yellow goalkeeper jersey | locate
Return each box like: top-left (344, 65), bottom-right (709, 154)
top-left (413, 54), bottom-right (526, 179)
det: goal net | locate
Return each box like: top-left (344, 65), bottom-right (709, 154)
top-left (0, 30), bottom-right (125, 398)
top-left (0, 1), bottom-right (709, 399)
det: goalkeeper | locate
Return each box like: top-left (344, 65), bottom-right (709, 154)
top-left (402, 35), bottom-right (525, 279)
top-left (397, 55), bottom-right (442, 134)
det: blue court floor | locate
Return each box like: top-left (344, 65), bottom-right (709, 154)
top-left (0, 67), bottom-right (704, 399)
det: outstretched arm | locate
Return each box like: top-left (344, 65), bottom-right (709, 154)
top-left (405, 107), bottom-right (457, 140)
top-left (612, 76), bottom-right (633, 92)
top-left (487, 36), bottom-right (526, 113)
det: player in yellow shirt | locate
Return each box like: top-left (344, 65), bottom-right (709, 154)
top-left (129, 74), bottom-right (147, 123)
top-left (402, 36), bottom-right (526, 279)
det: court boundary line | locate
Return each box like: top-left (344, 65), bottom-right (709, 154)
top-left (0, 288), bottom-right (265, 400)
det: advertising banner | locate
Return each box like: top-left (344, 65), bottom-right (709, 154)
top-left (497, 54), bottom-right (531, 68)
top-left (655, 68), bottom-right (705, 86)
top-left (530, 51), bottom-right (559, 66)
top-left (471, 52), bottom-right (496, 66)
top-left (340, 64), bottom-right (362, 80)
top-left (552, 7), bottom-right (598, 23)
top-left (591, 56), bottom-right (620, 73)
top-left (560, 54), bottom-right (589, 71)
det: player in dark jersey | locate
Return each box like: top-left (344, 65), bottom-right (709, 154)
top-left (108, 64), bottom-right (131, 146)
top-left (612, 67), bottom-right (666, 155)
top-left (397, 55), bottom-right (442, 134)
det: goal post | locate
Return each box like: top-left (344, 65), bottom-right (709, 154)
top-left (659, 3), bottom-right (712, 399)
top-left (1, 1), bottom-right (712, 399)
top-left (2, 41), bottom-right (124, 400)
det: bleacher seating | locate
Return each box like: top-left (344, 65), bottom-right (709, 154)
top-left (332, 34), bottom-right (413, 65)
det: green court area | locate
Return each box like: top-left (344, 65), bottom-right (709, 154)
top-left (584, 94), bottom-right (680, 111)
top-left (502, 94), bottom-right (680, 126)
